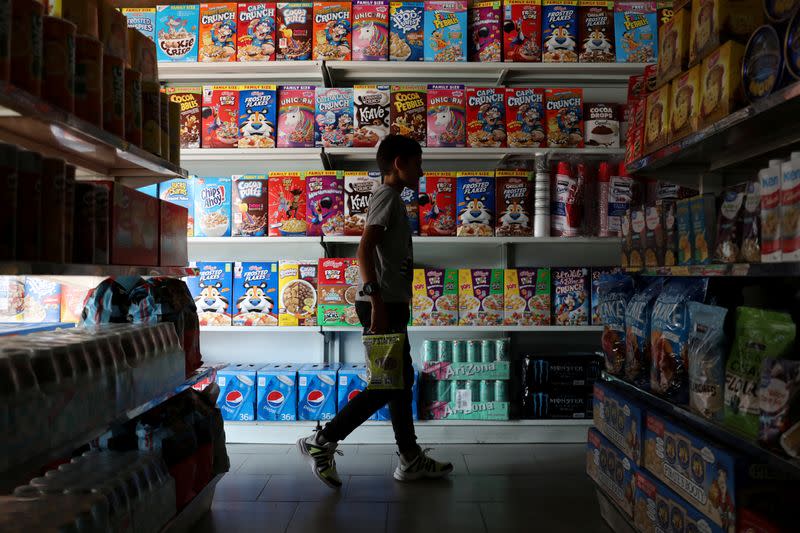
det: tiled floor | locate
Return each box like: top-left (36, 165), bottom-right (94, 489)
top-left (195, 443), bottom-right (610, 533)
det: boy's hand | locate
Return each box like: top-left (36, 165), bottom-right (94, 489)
top-left (369, 298), bottom-right (389, 334)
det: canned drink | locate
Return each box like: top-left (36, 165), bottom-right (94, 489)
top-left (453, 340), bottom-right (466, 362)
top-left (422, 340), bottom-right (438, 362)
top-left (464, 380), bottom-right (478, 402)
top-left (480, 380), bottom-right (494, 402)
top-left (466, 340), bottom-right (481, 363)
top-left (437, 380), bottom-right (451, 403)
top-left (437, 340), bottom-right (453, 362)
top-left (481, 340), bottom-right (495, 363)
top-left (494, 380), bottom-right (509, 402)
top-left (495, 338), bottom-right (510, 361)
top-left (451, 381), bottom-right (462, 403)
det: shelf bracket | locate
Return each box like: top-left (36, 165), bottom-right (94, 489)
top-left (495, 68), bottom-right (510, 87)
top-left (321, 61), bottom-right (334, 88)
top-left (320, 147), bottom-right (332, 170)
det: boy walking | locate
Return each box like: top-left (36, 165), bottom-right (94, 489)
top-left (298, 135), bottom-right (453, 488)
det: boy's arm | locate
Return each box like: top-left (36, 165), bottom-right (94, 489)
top-left (358, 225), bottom-right (388, 334)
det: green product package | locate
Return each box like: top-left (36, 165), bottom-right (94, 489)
top-left (724, 307), bottom-right (796, 438)
top-left (363, 333), bottom-right (405, 390)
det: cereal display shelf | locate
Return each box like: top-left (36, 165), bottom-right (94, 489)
top-left (625, 262), bottom-right (800, 277)
top-left (0, 262), bottom-right (199, 277)
top-left (201, 325), bottom-right (602, 333)
top-left (325, 147), bottom-right (625, 165)
top-left (157, 61), bottom-right (327, 84)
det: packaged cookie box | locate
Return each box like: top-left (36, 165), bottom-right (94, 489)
top-left (268, 171), bottom-right (307, 236)
top-left (586, 427), bottom-right (636, 518)
top-left (237, 85), bottom-right (277, 148)
top-left (411, 268), bottom-right (458, 326)
top-left (166, 86), bottom-right (202, 149)
top-left (541, 0), bottom-right (579, 63)
top-left (469, 0), bottom-right (502, 62)
top-left (590, 267), bottom-right (621, 325)
top-left (390, 85), bottom-right (427, 145)
top-left (233, 261), bottom-right (279, 326)
top-left (187, 262), bottom-right (233, 326)
top-left (614, 1), bottom-right (657, 63)
top-left (419, 172), bottom-right (457, 236)
top-left (317, 257), bottom-right (361, 327)
top-left (657, 7), bottom-right (689, 87)
top-left (644, 202), bottom-right (666, 266)
top-left (505, 87), bottom-right (546, 148)
top-left (634, 470), bottom-right (726, 533)
top-left (278, 260), bottom-right (318, 326)
top-left (688, 0), bottom-right (763, 67)
top-left (22, 278), bottom-right (61, 323)
top-left (544, 88), bottom-right (583, 148)
top-left (277, 85), bottom-right (316, 148)
top-left (352, 0), bottom-right (389, 61)
top-left (312, 1), bottom-right (352, 61)
top-left (584, 103), bottom-right (619, 148)
top-left (236, 2), bottom-right (277, 61)
top-left (194, 177), bottom-right (232, 238)
top-left (389, 1), bottom-right (425, 61)
top-left (155, 5), bottom-right (199, 62)
top-left (276, 3), bottom-right (313, 60)
top-left (502, 0), bottom-right (542, 62)
top-left (578, 0), bottom-right (615, 63)
top-left (427, 84), bottom-right (466, 147)
top-left (551, 267), bottom-right (589, 326)
top-left (503, 267), bottom-right (550, 326)
top-left (660, 199), bottom-right (679, 266)
top-left (123, 8), bottom-right (157, 41)
top-left (593, 381), bottom-right (643, 465)
top-left (202, 85), bottom-right (240, 148)
top-left (689, 193), bottom-right (716, 265)
top-left (315, 87), bottom-right (354, 148)
top-left (458, 268), bottom-right (504, 326)
top-left (344, 171), bottom-right (382, 235)
top-left (232, 175), bottom-right (269, 237)
top-left (669, 65), bottom-right (700, 142)
top-left (353, 85), bottom-right (390, 147)
top-left (198, 3), bottom-right (237, 62)
top-left (699, 41), bottom-right (744, 130)
top-left (495, 170), bottom-right (532, 237)
top-left (456, 171), bottom-right (495, 236)
top-left (628, 204), bottom-right (645, 268)
top-left (466, 86), bottom-right (506, 148)
top-left (644, 84), bottom-right (670, 153)
top-left (159, 178), bottom-right (194, 237)
top-left (306, 170), bottom-right (345, 236)
top-left (423, 0), bottom-right (467, 62)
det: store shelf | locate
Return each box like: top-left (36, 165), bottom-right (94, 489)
top-left (325, 146), bottom-right (625, 165)
top-left (181, 147), bottom-right (324, 162)
top-left (189, 236), bottom-right (322, 245)
top-left (626, 262), bottom-right (800, 277)
top-left (325, 325), bottom-right (603, 333)
top-left (325, 235), bottom-right (621, 245)
top-left (0, 262), bottom-right (198, 277)
top-left (201, 326), bottom-right (321, 333)
top-left (160, 474), bottom-right (224, 533)
top-left (0, 81), bottom-right (187, 180)
top-left (158, 61), bottom-right (326, 84)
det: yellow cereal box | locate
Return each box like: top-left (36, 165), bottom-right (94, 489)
top-left (278, 260), bottom-right (318, 326)
top-left (644, 85), bottom-right (670, 153)
top-left (458, 268), bottom-right (503, 326)
top-left (699, 40), bottom-right (744, 129)
top-left (669, 65), bottom-right (700, 142)
top-left (503, 268), bottom-right (550, 326)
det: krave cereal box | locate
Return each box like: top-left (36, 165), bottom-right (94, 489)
top-left (344, 171), bottom-right (382, 235)
top-left (232, 175), bottom-right (269, 236)
top-left (419, 172), bottom-right (457, 236)
top-left (23, 278), bottom-right (61, 323)
top-left (237, 84), bottom-right (277, 148)
top-left (353, 85), bottom-right (390, 147)
top-left (353, 0), bottom-right (389, 60)
top-left (159, 178), bottom-right (194, 236)
top-left (390, 1), bottom-right (425, 61)
top-left (544, 87), bottom-right (583, 148)
top-left (412, 268), bottom-right (459, 326)
top-left (306, 170), bottom-right (345, 236)
top-left (199, 3), bottom-right (237, 62)
top-left (276, 2), bottom-right (313, 60)
top-left (279, 260), bottom-right (318, 326)
top-left (390, 85), bottom-right (426, 145)
top-left (466, 86), bottom-right (506, 148)
top-left (458, 268), bottom-right (503, 325)
top-left (542, 0), bottom-right (578, 62)
top-left (505, 87), bottom-right (545, 147)
top-left (578, 0), bottom-right (615, 62)
top-left (315, 87), bottom-right (354, 147)
top-left (318, 258), bottom-right (361, 326)
top-left (237, 2), bottom-right (277, 61)
top-left (614, 1), bottom-right (657, 63)
top-left (123, 8), bottom-right (156, 42)
top-left (503, 0), bottom-right (542, 62)
top-left (495, 170), bottom-right (532, 236)
top-left (194, 177), bottom-right (232, 237)
top-left (633, 470), bottom-right (726, 533)
top-left (277, 85), bottom-right (315, 148)
top-left (312, 1), bottom-right (352, 60)
top-left (469, 0), bottom-right (501, 62)
top-left (504, 267), bottom-right (550, 326)
top-left (202, 85), bottom-right (240, 148)
top-left (188, 262), bottom-right (233, 326)
top-left (424, 0), bottom-right (467, 62)
top-left (156, 5), bottom-right (199, 62)
top-left (268, 171), bottom-right (307, 236)
top-left (233, 261), bottom-right (279, 325)
top-left (552, 267), bottom-right (589, 326)
top-left (456, 171), bottom-right (495, 236)
top-left (427, 84), bottom-right (465, 147)
top-left (166, 86), bottom-right (202, 149)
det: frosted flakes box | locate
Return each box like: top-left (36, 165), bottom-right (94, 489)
top-left (187, 261), bottom-right (233, 326)
top-left (466, 86), bottom-right (506, 148)
top-left (544, 87), bottom-right (583, 148)
top-left (504, 267), bottom-right (550, 326)
top-left (352, 0), bottom-right (389, 60)
top-left (315, 87), bottom-right (354, 147)
top-left (306, 170), bottom-right (345, 236)
top-left (390, 85), bottom-right (426, 145)
top-left (469, 1), bottom-right (501, 62)
top-left (123, 8), bottom-right (156, 42)
top-left (233, 261), bottom-right (279, 325)
top-left (277, 85), bottom-right (315, 148)
top-left (237, 84), bottom-right (277, 148)
top-left (458, 268), bottom-right (504, 325)
top-left (669, 65), bottom-right (700, 142)
top-left (424, 0), bottom-right (467, 62)
top-left (199, 3), bottom-right (237, 62)
top-left (268, 172), bottom-right (307, 236)
top-left (166, 86), bottom-right (202, 149)
top-left (202, 85), bottom-right (240, 148)
top-left (586, 428), bottom-right (635, 517)
top-left (276, 2), bottom-right (313, 60)
top-left (159, 178), bottom-right (194, 236)
top-left (503, 0), bottom-right (542, 62)
top-left (389, 1), bottom-right (425, 60)
top-left (156, 5), bottom-right (199, 62)
top-left (495, 170), bottom-right (532, 236)
top-left (542, 0), bottom-right (578, 63)
top-left (419, 172), bottom-right (457, 236)
top-left (278, 260), bottom-right (318, 326)
top-left (578, 0), bottom-right (615, 62)
top-left (344, 171), bottom-right (382, 235)
top-left (590, 267), bottom-right (621, 325)
top-left (194, 176), bottom-right (232, 237)
top-left (23, 278), bottom-right (61, 323)
top-left (412, 268), bottom-right (459, 326)
top-left (312, 1), bottom-right (352, 60)
top-left (633, 470), bottom-right (726, 533)
top-left (505, 87), bottom-right (545, 147)
top-left (237, 2), bottom-right (277, 61)
top-left (593, 380), bottom-right (643, 464)
top-left (318, 258), bottom-right (361, 326)
top-left (232, 175), bottom-right (269, 236)
top-left (353, 85), bottom-right (390, 147)
top-left (427, 84), bottom-right (466, 147)
top-left (456, 171), bottom-right (495, 236)
top-left (614, 1), bottom-right (657, 63)
top-left (551, 267), bottom-right (589, 326)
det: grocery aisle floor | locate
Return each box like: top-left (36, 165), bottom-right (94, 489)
top-left (196, 443), bottom-right (610, 533)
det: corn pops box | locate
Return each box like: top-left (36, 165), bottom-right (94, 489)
top-left (427, 84), bottom-right (466, 147)
top-left (458, 268), bottom-right (504, 325)
top-left (542, 0), bottom-right (578, 62)
top-left (344, 171), bottom-right (382, 235)
top-left (233, 261), bottom-right (279, 325)
top-left (232, 175), bottom-right (269, 236)
top-left (504, 267), bottom-right (550, 326)
top-left (312, 1), bottom-right (352, 60)
top-left (315, 87), bottom-right (354, 147)
top-left (276, 2), bottom-right (313, 60)
top-left (390, 85), bottom-right (427, 145)
top-left (306, 170), bottom-right (345, 236)
top-left (389, 1), bottom-right (425, 60)
top-left (199, 3), bottom-right (237, 62)
top-left (424, 0), bottom-right (467, 62)
top-left (456, 171), bottom-right (495, 236)
top-left (412, 268), bottom-right (459, 325)
top-left (352, 0), bottom-right (389, 60)
top-left (237, 2), bottom-right (277, 61)
top-left (166, 86), bottom-right (202, 149)
top-left (277, 85), bottom-right (316, 148)
top-left (505, 87), bottom-right (545, 147)
top-left (469, 0), bottom-right (502, 62)
top-left (237, 84), bottom-right (277, 148)
top-left (268, 171), bottom-right (307, 236)
top-left (353, 85), bottom-right (390, 147)
top-left (503, 0), bottom-right (542, 62)
top-left (123, 8), bottom-right (156, 42)
top-left (202, 85), bottom-right (240, 148)
top-left (466, 86), bottom-right (506, 148)
top-left (614, 1), bottom-right (657, 63)
top-left (419, 172), bottom-right (457, 236)
top-left (188, 262), bottom-right (233, 326)
top-left (495, 170), bottom-right (532, 236)
top-left (195, 177), bottom-right (232, 237)
top-left (278, 260), bottom-right (318, 326)
top-left (156, 5), bottom-right (200, 62)
top-left (544, 87), bottom-right (583, 148)
top-left (317, 258), bottom-right (361, 326)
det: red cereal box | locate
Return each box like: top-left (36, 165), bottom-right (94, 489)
top-left (277, 85), bottom-right (316, 148)
top-left (505, 87), bottom-right (545, 148)
top-left (502, 0), bottom-right (542, 62)
top-left (237, 3), bottom-right (277, 61)
top-left (199, 3), bottom-right (238, 62)
top-left (544, 87), bottom-right (583, 148)
top-left (313, 1), bottom-right (352, 60)
top-left (419, 171), bottom-right (457, 236)
top-left (202, 85), bottom-right (240, 148)
top-left (268, 171), bottom-right (307, 236)
top-left (466, 86), bottom-right (506, 148)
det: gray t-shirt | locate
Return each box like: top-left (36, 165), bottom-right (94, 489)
top-left (356, 184), bottom-right (413, 303)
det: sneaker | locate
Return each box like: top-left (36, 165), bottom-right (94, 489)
top-left (393, 448), bottom-right (453, 482)
top-left (296, 432), bottom-right (343, 489)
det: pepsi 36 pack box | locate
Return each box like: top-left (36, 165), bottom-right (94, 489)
top-left (298, 363), bottom-right (340, 420)
top-left (337, 362), bottom-right (369, 411)
top-left (216, 363), bottom-right (259, 421)
top-left (371, 367), bottom-right (419, 420)
top-left (257, 363), bottom-right (300, 421)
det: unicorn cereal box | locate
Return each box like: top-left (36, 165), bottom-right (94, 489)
top-left (202, 85), bottom-right (240, 148)
top-left (277, 85), bottom-right (315, 148)
top-left (427, 84), bottom-right (465, 147)
top-left (544, 87), bottom-right (583, 148)
top-left (353, 85), bottom-right (390, 147)
top-left (233, 262), bottom-right (279, 326)
top-left (268, 171), bottom-right (307, 236)
top-left (237, 2), bottom-right (276, 61)
top-left (419, 172), bottom-right (457, 236)
top-left (199, 3), bottom-right (237, 61)
top-left (390, 85), bottom-right (426, 145)
top-left (424, 0), bottom-right (467, 62)
top-left (156, 5), bottom-right (199, 62)
top-left (614, 1), bottom-right (657, 63)
top-left (469, 1), bottom-right (501, 62)
top-left (306, 170), bottom-right (345, 236)
top-left (237, 85), bottom-right (277, 148)
top-left (466, 86), bottom-right (506, 148)
top-left (389, 1), bottom-right (425, 61)
top-left (312, 2), bottom-right (352, 60)
top-left (276, 2), bottom-right (313, 60)
top-left (503, 0), bottom-right (542, 62)
top-left (456, 171), bottom-right (495, 236)
top-left (187, 262), bottom-right (233, 326)
top-left (352, 0), bottom-right (389, 60)
top-left (315, 87), bottom-right (354, 147)
top-left (542, 0), bottom-right (578, 62)
top-left (505, 87), bottom-right (545, 147)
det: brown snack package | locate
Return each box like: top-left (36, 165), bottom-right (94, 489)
top-left (713, 182), bottom-right (746, 263)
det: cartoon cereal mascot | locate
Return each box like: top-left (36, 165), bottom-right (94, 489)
top-left (556, 291), bottom-right (585, 324)
top-left (557, 108), bottom-right (582, 146)
top-left (478, 103), bottom-right (506, 141)
top-left (195, 281), bottom-right (229, 315)
top-left (545, 23), bottom-right (576, 53)
top-left (237, 281), bottom-right (274, 316)
top-left (518, 103), bottom-right (545, 140)
top-left (325, 19), bottom-right (351, 54)
top-left (248, 16), bottom-right (275, 56)
top-left (240, 108), bottom-right (275, 143)
top-left (212, 19), bottom-right (236, 54)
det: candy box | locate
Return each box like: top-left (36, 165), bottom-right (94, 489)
top-left (306, 170), bottom-right (344, 236)
top-left (590, 267), bottom-right (622, 325)
top-left (278, 260), bottom-right (318, 326)
top-left (237, 2), bottom-right (277, 61)
top-left (424, 0), bottom-right (467, 62)
top-left (469, 1), bottom-right (501, 62)
top-left (232, 175), bottom-right (269, 236)
top-left (578, 0), bottom-right (615, 62)
top-left (187, 262), bottom-right (233, 326)
top-left (237, 84), bottom-right (277, 148)
top-left (315, 87), bottom-right (354, 147)
top-left (505, 87), bottom-right (545, 148)
top-left (202, 85), bottom-right (240, 148)
top-left (699, 41), bottom-right (744, 129)
top-left (586, 427), bottom-right (636, 517)
top-left (456, 171), bottom-right (495, 236)
top-left (689, 193), bottom-right (716, 265)
top-left (412, 268), bottom-right (459, 326)
top-left (389, 1), bottom-right (425, 60)
top-left (390, 85), bottom-right (426, 145)
top-left (466, 86), bottom-right (506, 148)
top-left (419, 172), bottom-right (457, 236)
top-left (155, 5), bottom-right (199, 62)
top-left (268, 171), bottom-right (307, 236)
top-left (23, 278), bottom-right (61, 323)
top-left (353, 85), bottom-right (390, 147)
top-left (657, 7), bottom-right (689, 86)
top-left (584, 103), bottom-right (619, 148)
top-left (689, 0), bottom-right (764, 67)
top-left (544, 87), bottom-right (583, 148)
top-left (633, 470), bottom-right (726, 533)
top-left (277, 85), bottom-right (315, 148)
top-left (159, 178), bottom-right (194, 236)
top-left (542, 0), bottom-right (578, 63)
top-left (233, 261), bottom-right (279, 326)
top-left (312, 1), bottom-right (352, 60)
top-left (276, 2), bottom-right (313, 60)
top-left (317, 257), bottom-right (360, 326)
top-left (352, 0), bottom-right (389, 60)
top-left (504, 267), bottom-right (550, 326)
top-left (344, 171), bottom-right (382, 235)
top-left (427, 84), bottom-right (466, 147)
top-left (123, 8), bottom-right (156, 42)
top-left (458, 268), bottom-right (504, 326)
top-left (199, 3), bottom-right (237, 62)
top-left (593, 381), bottom-right (643, 464)
top-left (669, 65), bottom-right (700, 142)
top-left (495, 170), bottom-right (532, 237)
top-left (503, 0), bottom-right (542, 62)
top-left (614, 1), bottom-right (657, 63)
top-left (166, 86), bottom-right (202, 149)
top-left (194, 176), bottom-right (232, 237)
top-left (551, 267), bottom-right (589, 326)
top-left (644, 85), bottom-right (670, 152)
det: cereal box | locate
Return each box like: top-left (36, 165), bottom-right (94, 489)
top-left (458, 268), bottom-right (504, 325)
top-left (586, 428), bottom-right (636, 517)
top-left (268, 172), bottom-right (307, 236)
top-left (552, 267), bottom-right (589, 326)
top-left (427, 84), bottom-right (466, 147)
top-left (312, 2), bottom-right (352, 60)
top-left (633, 470), bottom-right (726, 533)
top-left (315, 87), bottom-right (354, 147)
top-left (159, 178), bottom-right (194, 236)
top-left (233, 261), bottom-right (279, 325)
top-left (419, 172), bottom-right (457, 236)
top-left (318, 258), bottom-right (361, 327)
top-left (390, 85), bottom-right (426, 145)
top-left (466, 86), bottom-right (506, 148)
top-left (155, 5), bottom-right (199, 62)
top-left (469, 1), bottom-right (501, 62)
top-left (495, 170), bottom-right (532, 236)
top-left (584, 103), bottom-right (619, 148)
top-left (276, 2), bottom-right (313, 60)
top-left (187, 262), bottom-right (233, 326)
top-left (689, 0), bottom-right (764, 67)
top-left (657, 7), bottom-right (688, 86)
top-left (199, 3), bottom-right (237, 62)
top-left (614, 1), bottom-right (657, 63)
top-left (412, 268), bottom-right (458, 325)
top-left (194, 177), bottom-right (232, 237)
top-left (690, 193), bottom-right (716, 265)
top-left (424, 0), bottom-right (467, 62)
top-left (278, 260), bottom-right (318, 326)
top-left (232, 175), bottom-right (269, 236)
top-left (644, 85), bottom-right (670, 152)
top-left (503, 0), bottom-right (542, 62)
top-left (578, 0), bottom-right (615, 62)
top-left (166, 86), bottom-right (202, 149)
top-left (504, 267), bottom-right (550, 326)
top-left (237, 2), bottom-right (277, 61)
top-left (352, 0), bottom-right (389, 60)
top-left (306, 170), bottom-right (345, 236)
top-left (389, 1), bottom-right (425, 61)
top-left (699, 41), bottom-right (744, 129)
top-left (401, 186), bottom-right (419, 235)
top-left (544, 87), bottom-right (583, 148)
top-left (123, 8), bottom-right (156, 42)
top-left (237, 84), bottom-right (277, 148)
top-left (542, 0), bottom-right (578, 62)
top-left (590, 267), bottom-right (622, 325)
top-left (277, 85), bottom-right (316, 148)
top-left (456, 171), bottom-right (495, 236)
top-left (344, 171), bottom-right (382, 235)
top-left (60, 284), bottom-right (90, 323)
top-left (505, 87), bottom-right (545, 148)
top-left (669, 65), bottom-right (700, 141)
top-left (676, 198), bottom-right (693, 265)
top-left (22, 278), bottom-right (60, 323)
top-left (593, 381), bottom-right (643, 464)
top-left (202, 85), bottom-right (240, 148)
top-left (353, 85), bottom-right (390, 147)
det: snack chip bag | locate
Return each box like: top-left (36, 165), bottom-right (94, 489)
top-left (544, 87), bottom-right (583, 148)
top-left (466, 86), bottom-right (506, 148)
top-left (424, 0), bottom-right (467, 62)
top-left (363, 333), bottom-right (406, 389)
top-left (505, 87), bottom-right (545, 148)
top-left (624, 277), bottom-right (664, 387)
top-left (456, 171), bottom-right (495, 236)
top-left (390, 85), bottom-right (427, 145)
top-left (578, 0), bottom-right (614, 62)
top-left (503, 0), bottom-right (542, 62)
top-left (469, 1), bottom-right (501, 62)
top-left (427, 84), bottom-right (466, 147)
top-left (166, 86), bottom-right (202, 149)
top-left (353, 0), bottom-right (389, 60)
top-left (495, 170), bottom-right (532, 237)
top-left (312, 1), bottom-right (352, 60)
top-left (541, 0), bottom-right (578, 62)
top-left (551, 267), bottom-right (589, 326)
top-left (687, 302), bottom-right (727, 421)
top-left (598, 273), bottom-right (635, 375)
top-left (276, 2), bottom-right (313, 60)
top-left (232, 175), bottom-right (269, 236)
top-left (199, 3), bottom-right (237, 62)
top-left (590, 267), bottom-right (622, 325)
top-left (353, 85), bottom-right (390, 147)
top-left (237, 84), bottom-right (277, 148)
top-left (419, 172), bottom-right (457, 236)
top-left (277, 85), bottom-right (315, 148)
top-left (202, 85), bottom-right (240, 148)
top-left (389, 1), bottom-right (425, 61)
top-left (315, 87), bottom-right (355, 147)
top-left (504, 267), bottom-right (550, 326)
top-left (233, 261), bottom-right (279, 326)
top-left (306, 170), bottom-right (345, 236)
top-left (156, 5), bottom-right (199, 62)
top-left (237, 3), bottom-right (277, 61)
top-left (614, 1), bottom-right (657, 63)
top-left (759, 358), bottom-right (800, 449)
top-left (268, 172), bottom-right (307, 236)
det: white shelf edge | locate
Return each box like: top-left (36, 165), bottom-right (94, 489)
top-left (226, 419), bottom-right (592, 427)
top-left (201, 326), bottom-right (320, 332)
top-left (200, 325), bottom-right (601, 333)
top-left (188, 236), bottom-right (322, 244)
top-left (188, 235), bottom-right (620, 245)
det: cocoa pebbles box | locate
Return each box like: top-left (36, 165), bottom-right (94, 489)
top-left (456, 171), bottom-right (495, 236)
top-left (552, 267), bottom-right (589, 326)
top-left (469, 1), bottom-right (502, 62)
top-left (306, 170), bottom-right (345, 236)
top-left (466, 87), bottom-right (506, 148)
top-left (277, 85), bottom-right (316, 148)
top-left (503, 0), bottom-right (542, 62)
top-left (202, 85), bottom-right (240, 148)
top-left (495, 170), bottom-right (533, 237)
top-left (352, 0), bottom-right (390, 61)
top-left (424, 0), bottom-right (467, 62)
top-left (353, 85), bottom-right (390, 147)
top-left (276, 2), bottom-right (313, 60)
top-left (155, 5), bottom-right (199, 62)
top-left (419, 172), bottom-right (457, 236)
top-left (237, 84), bottom-right (277, 148)
top-left (541, 0), bottom-right (578, 62)
top-left (315, 87), bottom-right (355, 147)
top-left (166, 86), bottom-right (202, 149)
top-left (199, 3), bottom-right (238, 62)
top-left (389, 1), bottom-right (425, 61)
top-left (390, 85), bottom-right (427, 145)
top-left (505, 87), bottom-right (545, 148)
top-left (427, 84), bottom-right (466, 147)
top-left (312, 1), bottom-right (352, 61)
top-left (237, 2), bottom-right (277, 61)
top-left (544, 87), bottom-right (583, 148)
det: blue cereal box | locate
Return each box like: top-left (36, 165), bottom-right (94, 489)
top-left (551, 267), bottom-right (589, 325)
top-left (155, 5), bottom-right (200, 62)
top-left (590, 266), bottom-right (621, 325)
top-left (237, 84), bottom-right (277, 148)
top-left (614, 1), bottom-right (657, 63)
top-left (122, 8), bottom-right (157, 42)
top-left (424, 0), bottom-right (467, 62)
top-left (456, 171), bottom-right (495, 236)
top-left (22, 278), bottom-right (61, 323)
top-left (593, 381), bottom-right (643, 465)
top-left (298, 363), bottom-right (340, 420)
top-left (337, 362), bottom-right (369, 411)
top-left (634, 470), bottom-right (725, 533)
top-left (194, 176), bottom-right (232, 237)
top-left (315, 87), bottom-right (355, 147)
top-left (216, 364), bottom-right (258, 421)
top-left (159, 178), bottom-right (194, 236)
top-left (187, 261), bottom-right (233, 326)
top-left (542, 0), bottom-right (578, 62)
top-left (389, 1), bottom-right (425, 61)
top-left (233, 262), bottom-right (279, 326)
top-left (257, 363), bottom-right (300, 421)
top-left (586, 427), bottom-right (636, 517)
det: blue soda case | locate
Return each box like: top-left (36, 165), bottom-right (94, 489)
top-left (216, 364), bottom-right (259, 421)
top-left (257, 363), bottom-right (300, 421)
top-left (297, 363), bottom-right (340, 420)
top-left (337, 363), bottom-right (369, 411)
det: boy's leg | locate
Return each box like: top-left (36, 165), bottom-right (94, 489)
top-left (387, 331), bottom-right (419, 456)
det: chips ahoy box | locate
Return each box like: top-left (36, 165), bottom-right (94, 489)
top-left (155, 5), bottom-right (200, 62)
top-left (337, 362), bottom-right (369, 411)
top-left (298, 363), bottom-right (340, 420)
top-left (237, 84), bottom-right (277, 148)
top-left (233, 261), bottom-right (279, 326)
top-left (194, 176), bottom-right (232, 237)
top-left (216, 364), bottom-right (258, 421)
top-left (257, 363), bottom-right (300, 421)
top-left (389, 1), bottom-right (425, 61)
top-left (187, 261), bottom-right (233, 326)
top-left (371, 367), bottom-right (419, 420)
top-left (424, 0), bottom-right (467, 62)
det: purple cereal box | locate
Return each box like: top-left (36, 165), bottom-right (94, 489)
top-left (427, 84), bottom-right (465, 147)
top-left (552, 267), bottom-right (589, 326)
top-left (353, 0), bottom-right (390, 60)
top-left (306, 171), bottom-right (344, 236)
top-left (277, 85), bottom-right (316, 148)
top-left (469, 1), bottom-right (502, 62)
top-left (315, 87), bottom-right (354, 147)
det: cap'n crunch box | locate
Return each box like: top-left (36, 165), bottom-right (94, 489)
top-left (344, 171), bottom-right (382, 235)
top-left (199, 3), bottom-right (237, 61)
top-left (469, 0), bottom-right (502, 62)
top-left (277, 85), bottom-right (316, 148)
top-left (352, 0), bottom-right (389, 61)
top-left (318, 258), bottom-right (361, 326)
top-left (669, 64), bottom-right (700, 142)
top-left (458, 268), bottom-right (504, 325)
top-left (312, 1), bottom-right (352, 60)
top-left (389, 1), bottom-right (425, 61)
top-left (187, 262), bottom-right (233, 326)
top-left (237, 2), bottom-right (277, 61)
top-left (155, 4), bottom-right (199, 62)
top-left (353, 85), bottom-right (390, 147)
top-left (202, 85), bottom-right (240, 148)
top-left (233, 261), bottom-right (279, 326)
top-left (495, 170), bottom-right (532, 237)
top-left (315, 87), bottom-right (355, 147)
top-left (544, 87), bottom-right (583, 148)
top-left (551, 266), bottom-right (589, 326)
top-left (542, 0), bottom-right (579, 62)
top-left (427, 84), bottom-right (466, 147)
top-left (412, 268), bottom-right (459, 325)
top-left (167, 86), bottom-right (202, 149)
top-left (503, 0), bottom-right (542, 62)
top-left (505, 87), bottom-right (545, 147)
top-left (237, 84), bottom-right (277, 148)
top-left (466, 86), bottom-right (506, 148)
top-left (276, 2), bottom-right (313, 60)
top-left (268, 171), bottom-right (307, 236)
top-left (278, 260), bottom-right (318, 326)
top-left (504, 267), bottom-right (550, 326)
top-left (456, 171), bottom-right (495, 236)
top-left (390, 85), bottom-right (427, 145)
top-left (306, 170), bottom-right (345, 236)
top-left (424, 0), bottom-right (467, 62)
top-left (419, 171), bottom-right (457, 236)
top-left (122, 8), bottom-right (156, 42)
